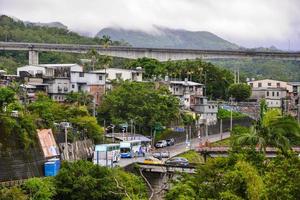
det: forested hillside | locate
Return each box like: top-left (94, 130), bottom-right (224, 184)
top-left (0, 15), bottom-right (127, 74)
top-left (211, 58), bottom-right (300, 82)
top-left (97, 26), bottom-right (239, 50)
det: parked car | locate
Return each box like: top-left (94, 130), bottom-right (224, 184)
top-left (155, 140), bottom-right (167, 148)
top-left (143, 157), bottom-right (163, 165)
top-left (152, 151), bottom-right (170, 159)
top-left (166, 138), bottom-right (175, 146)
top-left (165, 157), bottom-right (189, 166)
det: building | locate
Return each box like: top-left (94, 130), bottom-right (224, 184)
top-left (190, 96), bottom-right (218, 125)
top-left (247, 79), bottom-right (291, 108)
top-left (93, 68), bottom-right (143, 82)
top-left (247, 79), bottom-right (293, 92)
top-left (162, 77), bottom-right (217, 125)
top-left (17, 64), bottom-right (106, 104)
top-left (166, 78), bottom-right (204, 109)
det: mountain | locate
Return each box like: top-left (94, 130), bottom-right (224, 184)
top-left (97, 26), bottom-right (240, 50)
top-left (0, 14), bottom-right (68, 29)
top-left (24, 21), bottom-right (68, 30)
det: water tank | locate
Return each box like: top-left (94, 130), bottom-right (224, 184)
top-left (44, 161), bottom-right (57, 177)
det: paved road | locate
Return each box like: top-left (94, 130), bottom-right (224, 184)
top-left (117, 132), bottom-right (230, 167)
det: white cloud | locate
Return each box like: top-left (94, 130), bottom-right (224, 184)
top-left (1, 0), bottom-right (300, 50)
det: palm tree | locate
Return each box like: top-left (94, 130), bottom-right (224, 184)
top-left (233, 100), bottom-right (300, 155)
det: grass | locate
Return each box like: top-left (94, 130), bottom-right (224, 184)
top-left (179, 150), bottom-right (204, 164)
top-left (210, 138), bottom-right (231, 147)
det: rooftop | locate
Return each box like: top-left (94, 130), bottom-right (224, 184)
top-left (169, 80), bottom-right (203, 86)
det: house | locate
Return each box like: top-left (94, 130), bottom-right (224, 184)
top-left (17, 64), bottom-right (106, 104)
top-left (93, 67), bottom-right (143, 82)
top-left (247, 79), bottom-right (293, 92)
top-left (166, 78), bottom-right (204, 109)
top-left (247, 79), bottom-right (291, 108)
top-left (190, 96), bottom-right (218, 125)
top-left (162, 77), bottom-right (217, 125)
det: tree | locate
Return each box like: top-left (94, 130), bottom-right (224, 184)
top-left (98, 81), bottom-right (180, 134)
top-left (264, 154), bottom-right (300, 200)
top-left (22, 177), bottom-right (55, 200)
top-left (0, 87), bottom-right (15, 110)
top-left (54, 160), bottom-right (147, 200)
top-left (70, 116), bottom-right (104, 142)
top-left (228, 83), bottom-right (251, 102)
top-left (233, 101), bottom-right (300, 154)
top-left (0, 187), bottom-right (28, 200)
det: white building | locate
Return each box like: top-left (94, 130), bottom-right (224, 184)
top-left (247, 79), bottom-right (290, 108)
top-left (93, 68), bottom-right (143, 82)
top-left (167, 79), bottom-right (204, 109)
top-left (17, 65), bottom-right (46, 77)
top-left (162, 78), bottom-right (217, 125)
top-left (17, 64), bottom-right (106, 103)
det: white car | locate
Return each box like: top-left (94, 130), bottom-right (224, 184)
top-left (155, 140), bottom-right (167, 148)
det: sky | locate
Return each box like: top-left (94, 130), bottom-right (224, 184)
top-left (1, 0), bottom-right (300, 50)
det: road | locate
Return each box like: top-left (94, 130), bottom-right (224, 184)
top-left (117, 132), bottom-right (230, 167)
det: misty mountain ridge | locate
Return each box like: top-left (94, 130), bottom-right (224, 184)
top-left (0, 14), bottom-right (68, 30)
top-left (97, 26), bottom-right (240, 50)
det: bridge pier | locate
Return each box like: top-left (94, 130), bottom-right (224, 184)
top-left (28, 50), bottom-right (39, 65)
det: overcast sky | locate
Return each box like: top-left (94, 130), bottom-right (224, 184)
top-left (1, 0), bottom-right (300, 50)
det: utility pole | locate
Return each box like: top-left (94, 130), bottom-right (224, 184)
top-left (64, 127), bottom-right (68, 161)
top-left (237, 67), bottom-right (240, 84)
top-left (189, 125), bottom-right (192, 150)
top-left (234, 67), bottom-right (236, 84)
top-left (230, 97), bottom-right (233, 132)
top-left (297, 103), bottom-right (300, 123)
top-left (220, 118), bottom-right (223, 140)
top-left (112, 125), bottom-right (115, 143)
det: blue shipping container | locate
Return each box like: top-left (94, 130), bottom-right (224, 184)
top-left (44, 161), bottom-right (57, 177)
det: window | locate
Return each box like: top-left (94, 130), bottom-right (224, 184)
top-left (267, 91), bottom-right (269, 96)
top-left (277, 92), bottom-right (279, 96)
top-left (258, 82), bottom-right (262, 87)
top-left (79, 72), bottom-right (84, 77)
top-left (272, 92), bottom-right (275, 96)
top-left (277, 82), bottom-right (280, 87)
top-left (99, 75), bottom-right (102, 80)
top-left (72, 84), bottom-right (75, 89)
top-left (268, 82), bottom-right (271, 86)
top-left (136, 73), bottom-right (139, 76)
top-left (116, 73), bottom-right (122, 79)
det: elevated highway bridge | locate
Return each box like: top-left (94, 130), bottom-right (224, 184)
top-left (1, 42), bottom-right (300, 65)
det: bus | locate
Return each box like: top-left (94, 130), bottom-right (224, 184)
top-left (120, 140), bottom-right (145, 158)
top-left (93, 144), bottom-right (120, 167)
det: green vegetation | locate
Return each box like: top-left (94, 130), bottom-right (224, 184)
top-left (232, 101), bottom-right (300, 154)
top-left (166, 100), bottom-right (300, 200)
top-left (218, 108), bottom-right (247, 119)
top-left (0, 15), bottom-right (128, 74)
top-left (211, 58), bottom-right (300, 82)
top-left (98, 81), bottom-right (180, 134)
top-left (97, 27), bottom-right (239, 50)
top-left (180, 150), bottom-right (204, 164)
top-left (0, 160), bottom-right (148, 200)
top-left (228, 83), bottom-right (252, 102)
top-left (126, 58), bottom-right (234, 99)
top-left (211, 138), bottom-right (231, 147)
top-left (0, 89), bottom-right (104, 150)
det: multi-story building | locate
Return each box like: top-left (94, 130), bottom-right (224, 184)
top-left (17, 64), bottom-right (106, 104)
top-left (162, 77), bottom-right (217, 125)
top-left (93, 67), bottom-right (143, 82)
top-left (247, 79), bottom-right (291, 108)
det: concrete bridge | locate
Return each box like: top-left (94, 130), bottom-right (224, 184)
top-left (1, 42), bottom-right (300, 65)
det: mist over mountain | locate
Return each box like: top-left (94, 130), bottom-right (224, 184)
top-left (24, 21), bottom-right (68, 30)
top-left (97, 26), bottom-right (240, 50)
